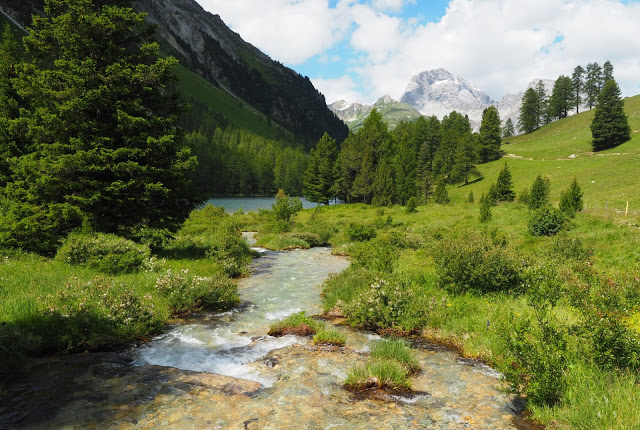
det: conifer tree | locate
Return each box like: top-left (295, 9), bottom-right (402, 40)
top-left (549, 75), bottom-right (575, 120)
top-left (450, 133), bottom-right (481, 185)
top-left (518, 88), bottom-right (540, 134)
top-left (585, 62), bottom-right (602, 109)
top-left (467, 191), bottom-right (474, 203)
top-left (602, 61), bottom-right (614, 86)
top-left (528, 175), bottom-right (551, 210)
top-left (0, 0), bottom-right (198, 254)
top-left (433, 180), bottom-right (450, 204)
top-left (571, 65), bottom-right (585, 113)
top-left (479, 194), bottom-right (492, 223)
top-left (559, 178), bottom-right (584, 217)
top-left (302, 132), bottom-right (337, 205)
top-left (394, 134), bottom-right (417, 205)
top-left (495, 163), bottom-right (516, 202)
top-left (478, 106), bottom-right (502, 162)
top-left (372, 158), bottom-right (394, 206)
top-left (502, 118), bottom-right (515, 138)
top-left (590, 79), bottom-right (631, 151)
top-left (536, 80), bottom-right (551, 125)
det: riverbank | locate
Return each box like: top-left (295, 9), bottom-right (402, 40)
top-left (242, 201), bottom-right (640, 429)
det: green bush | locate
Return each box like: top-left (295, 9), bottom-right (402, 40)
top-left (528, 206), bottom-right (567, 236)
top-left (155, 269), bottom-right (239, 314)
top-left (349, 237), bottom-right (398, 273)
top-left (405, 196), bottom-right (418, 213)
top-left (41, 277), bottom-right (163, 351)
top-left (56, 233), bottom-right (151, 274)
top-left (345, 222), bottom-right (377, 242)
top-left (435, 235), bottom-right (524, 294)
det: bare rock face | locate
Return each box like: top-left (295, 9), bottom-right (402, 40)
top-left (400, 68), bottom-right (494, 128)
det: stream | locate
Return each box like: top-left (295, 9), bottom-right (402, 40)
top-left (0, 243), bottom-right (526, 429)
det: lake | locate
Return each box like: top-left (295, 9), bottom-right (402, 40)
top-left (204, 196), bottom-right (320, 213)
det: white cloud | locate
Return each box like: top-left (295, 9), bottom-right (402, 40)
top-left (196, 0), bottom-right (640, 103)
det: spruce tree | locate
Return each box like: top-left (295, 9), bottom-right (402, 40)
top-left (0, 0), bottom-right (198, 254)
top-left (559, 178), bottom-right (584, 217)
top-left (478, 106), bottom-right (502, 162)
top-left (302, 132), bottom-right (337, 205)
top-left (549, 75), bottom-right (575, 120)
top-left (518, 88), bottom-right (540, 134)
top-left (372, 158), bottom-right (395, 206)
top-left (433, 180), bottom-right (450, 204)
top-left (467, 191), bottom-right (474, 203)
top-left (528, 175), bottom-right (551, 210)
top-left (571, 65), bottom-right (585, 114)
top-left (502, 118), bottom-right (515, 138)
top-left (602, 61), bottom-right (614, 86)
top-left (590, 79), bottom-right (631, 151)
top-left (495, 163), bottom-right (516, 202)
top-left (0, 24), bottom-right (23, 187)
top-left (585, 62), bottom-right (602, 109)
top-left (479, 194), bottom-right (492, 223)
top-left (536, 80), bottom-right (551, 125)
top-left (450, 133), bottom-right (481, 185)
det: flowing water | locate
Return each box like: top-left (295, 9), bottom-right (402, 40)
top-left (0, 243), bottom-right (526, 429)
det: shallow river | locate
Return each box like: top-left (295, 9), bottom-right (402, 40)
top-left (0, 245), bottom-right (526, 429)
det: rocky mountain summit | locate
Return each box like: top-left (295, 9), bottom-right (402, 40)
top-left (331, 68), bottom-right (562, 132)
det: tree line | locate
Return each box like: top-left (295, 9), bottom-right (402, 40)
top-left (518, 61), bottom-right (615, 134)
top-left (302, 107), bottom-right (503, 206)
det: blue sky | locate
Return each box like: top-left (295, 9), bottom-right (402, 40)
top-left (198, 0), bottom-right (640, 104)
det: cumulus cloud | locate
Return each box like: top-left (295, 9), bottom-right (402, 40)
top-left (196, 0), bottom-right (640, 103)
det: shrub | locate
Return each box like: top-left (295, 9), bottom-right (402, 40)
top-left (272, 189), bottom-right (303, 222)
top-left (405, 196), bottom-right (418, 213)
top-left (550, 234), bottom-right (592, 262)
top-left (479, 194), bottom-right (492, 223)
top-left (343, 277), bottom-right (416, 330)
top-left (467, 191), bottom-right (474, 203)
top-left (41, 277), bottom-right (162, 351)
top-left (528, 206), bottom-right (567, 236)
top-left (349, 237), bottom-right (398, 273)
top-left (433, 181), bottom-right (450, 204)
top-left (56, 233), bottom-right (151, 274)
top-left (155, 269), bottom-right (239, 314)
top-left (313, 329), bottom-right (346, 346)
top-left (345, 222), bottom-right (376, 242)
top-left (435, 235), bottom-right (524, 294)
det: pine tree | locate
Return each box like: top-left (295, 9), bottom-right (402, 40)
top-left (528, 175), bottom-right (551, 210)
top-left (549, 75), bottom-right (575, 120)
top-left (571, 65), bottom-right (585, 113)
top-left (372, 158), bottom-right (394, 206)
top-left (502, 118), bottom-right (515, 138)
top-left (535, 80), bottom-right (551, 125)
top-left (394, 134), bottom-right (417, 205)
top-left (302, 132), bottom-right (337, 205)
top-left (479, 194), bottom-right (492, 223)
top-left (433, 180), bottom-right (450, 204)
top-left (0, 0), bottom-right (198, 254)
top-left (495, 163), bottom-right (516, 202)
top-left (602, 60), bottom-right (614, 86)
top-left (467, 191), bottom-right (474, 203)
top-left (590, 79), bottom-right (631, 151)
top-left (559, 178), bottom-right (584, 217)
top-left (518, 88), bottom-right (540, 134)
top-left (478, 106), bottom-right (502, 162)
top-left (450, 133), bottom-right (481, 185)
top-left (585, 62), bottom-right (603, 109)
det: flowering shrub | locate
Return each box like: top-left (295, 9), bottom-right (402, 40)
top-left (155, 269), bottom-right (239, 314)
top-left (56, 233), bottom-right (151, 274)
top-left (343, 278), bottom-right (414, 330)
top-left (42, 277), bottom-right (161, 351)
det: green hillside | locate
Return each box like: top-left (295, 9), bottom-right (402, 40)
top-left (449, 95), bottom-right (640, 216)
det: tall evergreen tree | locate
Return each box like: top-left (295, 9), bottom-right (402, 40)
top-left (450, 133), bottom-right (481, 185)
top-left (571, 65), bottom-right (585, 113)
top-left (590, 79), bottom-right (631, 151)
top-left (302, 132), bottom-right (337, 205)
top-left (0, 0), bottom-right (198, 254)
top-left (602, 60), bottom-right (614, 86)
top-left (394, 134), bottom-right (417, 205)
top-left (372, 158), bottom-right (395, 206)
top-left (518, 88), bottom-right (540, 134)
top-left (549, 75), bottom-right (575, 120)
top-left (585, 62), bottom-right (602, 109)
top-left (433, 180), bottom-right (450, 204)
top-left (535, 80), bottom-right (551, 125)
top-left (478, 106), bottom-right (502, 162)
top-left (502, 118), bottom-right (515, 138)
